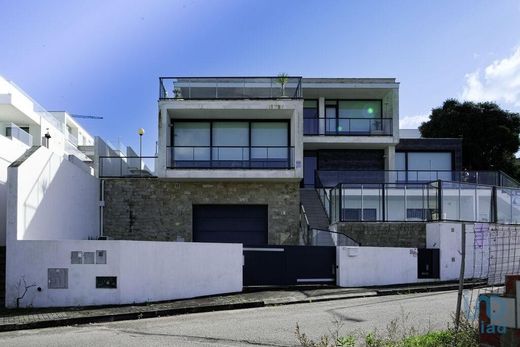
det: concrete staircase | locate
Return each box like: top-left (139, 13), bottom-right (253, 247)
top-left (0, 246), bottom-right (5, 307)
top-left (300, 188), bottom-right (330, 230)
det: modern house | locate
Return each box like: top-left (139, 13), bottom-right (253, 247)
top-left (3, 75), bottom-right (520, 308)
top-left (100, 76), bottom-right (519, 249)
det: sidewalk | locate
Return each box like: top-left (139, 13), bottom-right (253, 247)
top-left (0, 282), bottom-right (465, 332)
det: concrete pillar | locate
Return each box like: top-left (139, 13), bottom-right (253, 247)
top-left (318, 97), bottom-right (325, 135)
top-left (392, 88), bottom-right (400, 141)
top-left (157, 106), bottom-right (168, 177)
top-left (385, 146), bottom-right (395, 170)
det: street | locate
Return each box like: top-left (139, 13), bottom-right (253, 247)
top-left (0, 290), bottom-right (458, 346)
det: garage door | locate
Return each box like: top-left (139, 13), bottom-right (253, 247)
top-left (193, 205), bottom-right (268, 245)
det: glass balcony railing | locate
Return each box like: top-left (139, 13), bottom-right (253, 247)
top-left (3, 122), bottom-right (33, 147)
top-left (159, 77), bottom-right (303, 100)
top-left (167, 146), bottom-right (295, 169)
top-left (316, 170), bottom-right (519, 188)
top-left (326, 180), bottom-right (520, 225)
top-left (304, 117), bottom-right (393, 136)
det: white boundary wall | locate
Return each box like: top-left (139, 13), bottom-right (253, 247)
top-left (0, 135), bottom-right (29, 245)
top-left (6, 146), bottom-right (99, 242)
top-left (337, 246), bottom-right (418, 287)
top-left (426, 222), bottom-right (489, 281)
top-left (6, 240), bottom-right (242, 308)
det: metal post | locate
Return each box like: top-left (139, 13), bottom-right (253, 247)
top-left (139, 135), bottom-right (142, 177)
top-left (455, 223), bottom-right (466, 332)
top-left (437, 180), bottom-right (443, 221)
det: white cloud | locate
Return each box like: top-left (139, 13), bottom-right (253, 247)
top-left (461, 46), bottom-right (520, 107)
top-left (399, 114), bottom-right (429, 129)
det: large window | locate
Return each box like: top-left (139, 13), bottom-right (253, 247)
top-left (251, 122), bottom-right (288, 162)
top-left (212, 122), bottom-right (249, 161)
top-left (323, 100), bottom-right (387, 135)
top-left (171, 120), bottom-right (291, 168)
top-left (396, 151), bottom-right (453, 182)
top-left (338, 100), bottom-right (382, 118)
top-left (173, 122), bottom-right (210, 161)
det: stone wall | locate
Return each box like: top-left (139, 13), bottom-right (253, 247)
top-left (103, 179), bottom-right (300, 245)
top-left (333, 222), bottom-right (427, 248)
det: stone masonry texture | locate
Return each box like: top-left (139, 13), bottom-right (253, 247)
top-left (335, 222), bottom-right (427, 248)
top-left (103, 179), bottom-right (300, 245)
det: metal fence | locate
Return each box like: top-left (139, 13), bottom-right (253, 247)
top-left (456, 223), bottom-right (520, 333)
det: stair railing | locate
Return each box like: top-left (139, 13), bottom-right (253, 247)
top-left (299, 204), bottom-right (311, 245)
top-left (315, 174), bottom-right (331, 220)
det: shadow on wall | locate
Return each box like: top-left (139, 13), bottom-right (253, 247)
top-left (0, 180), bottom-right (6, 245)
top-left (17, 149), bottom-right (99, 241)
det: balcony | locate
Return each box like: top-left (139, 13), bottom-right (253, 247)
top-left (3, 122), bottom-right (32, 147)
top-left (167, 146), bottom-right (294, 169)
top-left (304, 117), bottom-right (393, 136)
top-left (159, 77), bottom-right (303, 100)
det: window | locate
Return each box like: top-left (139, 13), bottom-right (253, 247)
top-left (407, 152), bottom-right (452, 171)
top-left (342, 208), bottom-right (377, 221)
top-left (171, 120), bottom-right (290, 168)
top-left (407, 209), bottom-right (434, 220)
top-left (173, 122), bottom-right (210, 161)
top-left (212, 122), bottom-right (249, 161)
top-left (304, 100), bottom-right (319, 135)
top-left (251, 122), bottom-right (288, 162)
top-left (338, 100), bottom-right (381, 119)
top-left (304, 100), bottom-right (318, 118)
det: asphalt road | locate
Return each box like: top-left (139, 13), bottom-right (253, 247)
top-left (0, 290), bottom-right (458, 346)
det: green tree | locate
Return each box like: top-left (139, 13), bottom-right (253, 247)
top-left (419, 99), bottom-right (520, 178)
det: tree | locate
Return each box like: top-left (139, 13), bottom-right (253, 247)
top-left (419, 99), bottom-right (520, 177)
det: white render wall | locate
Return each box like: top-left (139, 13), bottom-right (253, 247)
top-left (5, 240), bottom-right (243, 308)
top-left (0, 135), bottom-right (29, 245)
top-left (426, 222), bottom-right (489, 281)
top-left (6, 146), bottom-right (99, 242)
top-left (336, 246), bottom-right (418, 287)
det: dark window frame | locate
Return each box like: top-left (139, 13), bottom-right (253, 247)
top-left (170, 119), bottom-right (292, 168)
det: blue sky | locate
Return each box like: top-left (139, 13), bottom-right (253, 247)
top-left (1, 0), bottom-right (520, 155)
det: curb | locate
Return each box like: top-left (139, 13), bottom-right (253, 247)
top-left (0, 285), bottom-right (460, 333)
top-left (0, 302), bottom-right (265, 333)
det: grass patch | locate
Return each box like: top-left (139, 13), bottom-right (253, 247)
top-left (295, 312), bottom-right (478, 347)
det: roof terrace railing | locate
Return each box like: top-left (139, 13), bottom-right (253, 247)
top-left (159, 77), bottom-right (303, 100)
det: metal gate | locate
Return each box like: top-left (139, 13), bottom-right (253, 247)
top-left (243, 245), bottom-right (336, 286)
